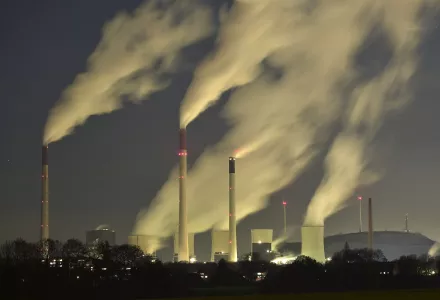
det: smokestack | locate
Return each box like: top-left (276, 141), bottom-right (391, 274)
top-left (301, 226), bottom-right (325, 263)
top-left (368, 198), bottom-right (373, 250)
top-left (178, 128), bottom-right (189, 262)
top-left (228, 157), bottom-right (237, 262)
top-left (41, 145), bottom-right (49, 240)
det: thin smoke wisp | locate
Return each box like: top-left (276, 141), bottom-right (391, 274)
top-left (44, 0), bottom-right (213, 144)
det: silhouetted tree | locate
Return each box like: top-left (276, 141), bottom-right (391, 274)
top-left (38, 239), bottom-right (63, 260)
top-left (62, 239), bottom-right (87, 259)
top-left (394, 255), bottom-right (419, 276)
top-left (209, 259), bottom-right (248, 286)
top-left (332, 248), bottom-right (386, 264)
top-left (111, 244), bottom-right (143, 267)
top-left (11, 238), bottom-right (40, 262)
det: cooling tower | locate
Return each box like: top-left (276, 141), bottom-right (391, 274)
top-left (178, 128), bottom-right (189, 261)
top-left (368, 198), bottom-right (373, 250)
top-left (211, 230), bottom-right (229, 262)
top-left (251, 229), bottom-right (273, 261)
top-left (301, 226), bottom-right (325, 263)
top-left (41, 145), bottom-right (49, 240)
top-left (174, 232), bottom-right (195, 262)
top-left (128, 235), bottom-right (160, 255)
top-left (228, 157), bottom-right (237, 262)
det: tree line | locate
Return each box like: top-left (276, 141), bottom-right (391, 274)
top-left (1, 238), bottom-right (440, 299)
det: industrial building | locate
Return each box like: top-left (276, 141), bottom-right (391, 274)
top-left (86, 227), bottom-right (116, 246)
top-left (211, 230), bottom-right (229, 262)
top-left (251, 229), bottom-right (273, 261)
top-left (279, 231), bottom-right (436, 261)
top-left (174, 232), bottom-right (196, 262)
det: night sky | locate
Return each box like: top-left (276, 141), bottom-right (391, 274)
top-left (1, 0), bottom-right (440, 262)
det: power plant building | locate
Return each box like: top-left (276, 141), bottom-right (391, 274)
top-left (251, 229), bottom-right (273, 261)
top-left (174, 232), bottom-right (196, 262)
top-left (211, 230), bottom-right (229, 262)
top-left (86, 228), bottom-right (116, 246)
top-left (301, 226), bottom-right (325, 263)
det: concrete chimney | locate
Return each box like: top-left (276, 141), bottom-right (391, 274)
top-left (228, 157), bottom-right (237, 262)
top-left (41, 145), bottom-right (49, 240)
top-left (178, 128), bottom-right (189, 262)
top-left (368, 197), bottom-right (373, 250)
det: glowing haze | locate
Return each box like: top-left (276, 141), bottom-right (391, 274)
top-left (43, 0), bottom-right (213, 144)
top-left (134, 0), bottom-right (385, 248)
top-left (304, 0), bottom-right (430, 226)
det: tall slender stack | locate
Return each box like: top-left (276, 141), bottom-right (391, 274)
top-left (368, 197), bottom-right (373, 250)
top-left (178, 129), bottom-right (189, 262)
top-left (228, 157), bottom-right (237, 262)
top-left (41, 145), bottom-right (49, 240)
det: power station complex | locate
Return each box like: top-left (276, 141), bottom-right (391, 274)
top-left (40, 130), bottom-right (437, 263)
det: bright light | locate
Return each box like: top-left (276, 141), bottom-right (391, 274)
top-left (357, 196), bottom-right (362, 200)
top-left (102, 268), bottom-right (107, 271)
top-left (282, 201), bottom-right (287, 206)
top-left (326, 257), bottom-right (332, 261)
top-left (189, 257), bottom-right (197, 263)
top-left (258, 240), bottom-right (262, 244)
top-left (271, 256), bottom-right (297, 265)
top-left (77, 276), bottom-right (80, 279)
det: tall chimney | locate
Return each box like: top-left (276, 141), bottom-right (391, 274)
top-left (368, 197), bottom-right (373, 250)
top-left (228, 157), bottom-right (237, 262)
top-left (178, 128), bottom-right (189, 262)
top-left (41, 145), bottom-right (49, 240)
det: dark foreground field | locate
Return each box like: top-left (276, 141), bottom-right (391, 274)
top-left (159, 289), bottom-right (440, 300)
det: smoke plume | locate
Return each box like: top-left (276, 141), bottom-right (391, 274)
top-left (134, 0), bottom-right (380, 247)
top-left (304, 0), bottom-right (429, 226)
top-left (43, 0), bottom-right (213, 144)
top-left (428, 242), bottom-right (440, 257)
top-left (179, 0), bottom-right (300, 128)
top-left (272, 226), bottom-right (298, 252)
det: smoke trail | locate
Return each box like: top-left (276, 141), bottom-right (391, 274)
top-left (428, 242), bottom-right (440, 257)
top-left (43, 0), bottom-right (213, 144)
top-left (272, 226), bottom-right (298, 252)
top-left (304, 0), bottom-right (430, 226)
top-left (179, 0), bottom-right (300, 128)
top-left (133, 1), bottom-right (376, 248)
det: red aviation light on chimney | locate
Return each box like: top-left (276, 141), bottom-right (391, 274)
top-left (282, 201), bottom-right (287, 206)
top-left (357, 196), bottom-right (363, 201)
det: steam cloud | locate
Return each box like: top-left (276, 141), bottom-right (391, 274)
top-left (179, 0), bottom-right (298, 128)
top-left (134, 0), bottom-right (437, 253)
top-left (304, 0), bottom-right (429, 226)
top-left (43, 0), bottom-right (213, 144)
top-left (133, 0), bottom-right (383, 246)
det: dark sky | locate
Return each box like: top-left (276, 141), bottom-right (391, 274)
top-left (1, 0), bottom-right (440, 262)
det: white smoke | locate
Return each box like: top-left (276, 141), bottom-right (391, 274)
top-left (304, 0), bottom-right (429, 226)
top-left (44, 0), bottom-right (213, 144)
top-left (134, 0), bottom-right (379, 245)
top-left (272, 226), bottom-right (298, 252)
top-left (179, 0), bottom-right (301, 128)
top-left (428, 242), bottom-right (440, 257)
